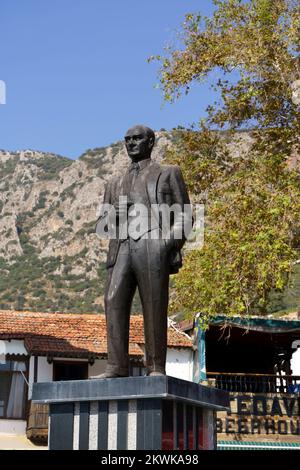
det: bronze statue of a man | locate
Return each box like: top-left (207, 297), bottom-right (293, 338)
top-left (96, 125), bottom-right (192, 378)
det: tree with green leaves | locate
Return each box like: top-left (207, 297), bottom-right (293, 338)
top-left (152, 0), bottom-right (300, 327)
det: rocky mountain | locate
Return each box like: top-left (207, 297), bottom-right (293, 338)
top-left (1, 129), bottom-right (299, 316)
top-left (0, 132), bottom-right (171, 313)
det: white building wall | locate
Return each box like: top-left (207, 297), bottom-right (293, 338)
top-left (37, 357), bottom-right (53, 383)
top-left (291, 347), bottom-right (300, 376)
top-left (88, 359), bottom-right (107, 377)
top-left (0, 420), bottom-right (26, 435)
top-left (28, 356), bottom-right (52, 400)
top-left (166, 348), bottom-right (194, 382)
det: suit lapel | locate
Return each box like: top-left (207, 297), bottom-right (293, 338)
top-left (145, 161), bottom-right (162, 205)
top-left (117, 161), bottom-right (162, 203)
top-left (111, 172), bottom-right (128, 202)
top-left (120, 173), bottom-right (128, 197)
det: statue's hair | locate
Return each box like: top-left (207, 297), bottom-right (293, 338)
top-left (125, 125), bottom-right (155, 145)
top-left (142, 126), bottom-right (155, 142)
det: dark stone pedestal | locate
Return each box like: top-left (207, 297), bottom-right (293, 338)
top-left (32, 376), bottom-right (229, 450)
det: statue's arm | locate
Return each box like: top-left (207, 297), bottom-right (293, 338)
top-left (95, 179), bottom-right (116, 238)
top-left (166, 166), bottom-right (193, 251)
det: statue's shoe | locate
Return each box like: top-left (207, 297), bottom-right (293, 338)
top-left (148, 371), bottom-right (166, 377)
top-left (90, 372), bottom-right (127, 379)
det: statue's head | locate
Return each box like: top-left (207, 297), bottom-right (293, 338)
top-left (124, 125), bottom-right (155, 162)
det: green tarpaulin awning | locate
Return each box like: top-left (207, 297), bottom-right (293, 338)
top-left (212, 315), bottom-right (300, 333)
top-left (218, 440), bottom-right (300, 450)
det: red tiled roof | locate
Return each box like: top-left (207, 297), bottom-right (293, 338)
top-left (0, 310), bottom-right (192, 358)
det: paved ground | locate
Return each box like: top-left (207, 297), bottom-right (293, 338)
top-left (0, 434), bottom-right (48, 450)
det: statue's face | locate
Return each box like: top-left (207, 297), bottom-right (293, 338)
top-left (125, 126), bottom-right (153, 161)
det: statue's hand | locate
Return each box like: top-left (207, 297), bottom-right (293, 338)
top-left (164, 232), bottom-right (182, 252)
top-left (164, 236), bottom-right (175, 252)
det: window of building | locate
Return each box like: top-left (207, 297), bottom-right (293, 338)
top-left (129, 362), bottom-right (146, 377)
top-left (53, 361), bottom-right (88, 381)
top-left (0, 359), bottom-right (27, 419)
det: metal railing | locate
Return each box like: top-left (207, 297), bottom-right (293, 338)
top-left (207, 372), bottom-right (300, 394)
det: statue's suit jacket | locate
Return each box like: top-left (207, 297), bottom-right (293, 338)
top-left (97, 160), bottom-right (192, 273)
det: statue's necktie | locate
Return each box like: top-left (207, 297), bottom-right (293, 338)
top-left (123, 162), bottom-right (139, 198)
top-left (129, 162), bottom-right (140, 174)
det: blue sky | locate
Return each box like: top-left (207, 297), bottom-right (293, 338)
top-left (0, 1), bottom-right (216, 158)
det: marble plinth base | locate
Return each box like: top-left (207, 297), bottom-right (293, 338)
top-left (32, 375), bottom-right (229, 450)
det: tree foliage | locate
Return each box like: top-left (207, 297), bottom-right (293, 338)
top-left (153, 0), bottom-right (300, 326)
